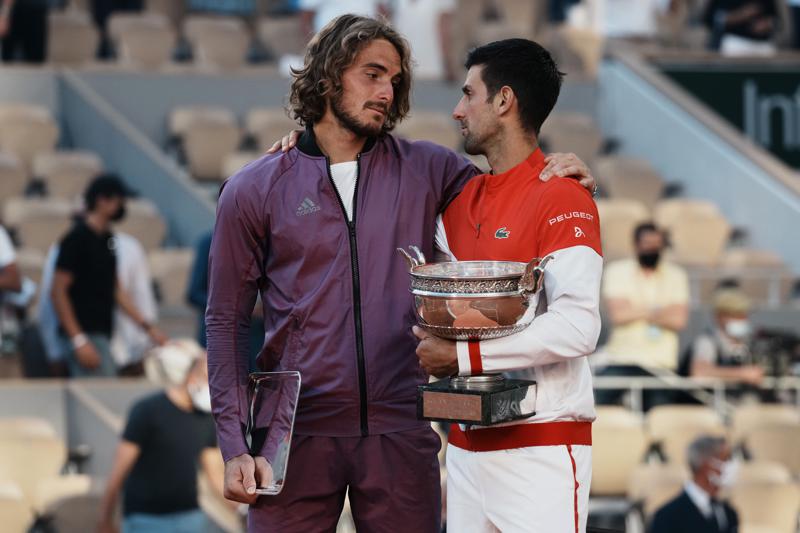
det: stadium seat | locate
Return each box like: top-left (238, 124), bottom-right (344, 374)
top-left (0, 152), bottom-right (27, 204)
top-left (222, 151), bottom-right (260, 179)
top-left (144, 0), bottom-right (185, 28)
top-left (475, 0), bottom-right (540, 45)
top-left (653, 198), bottom-right (720, 227)
top-left (595, 198), bottom-right (650, 261)
top-left (646, 405), bottom-right (727, 465)
top-left (39, 489), bottom-right (105, 533)
top-left (47, 9), bottom-right (100, 66)
top-left (734, 461), bottom-right (793, 486)
top-left (183, 118), bottom-right (242, 181)
top-left (394, 112), bottom-right (462, 151)
top-left (169, 106), bottom-right (237, 140)
top-left (184, 15), bottom-right (249, 71)
top-left (114, 199), bottom-right (168, 250)
top-left (731, 404), bottom-right (800, 444)
top-left (0, 106), bottom-right (59, 175)
top-left (245, 107), bottom-right (299, 152)
top-left (720, 249), bottom-right (794, 305)
top-left (540, 112), bottom-right (604, 166)
top-left (257, 15), bottom-right (306, 59)
top-left (33, 474), bottom-right (92, 516)
top-left (148, 248), bottom-right (194, 308)
top-left (655, 199), bottom-right (731, 266)
top-left (595, 156), bottom-right (665, 208)
top-left (14, 247), bottom-right (46, 297)
top-left (109, 12), bottom-right (177, 70)
top-left (0, 417), bottom-right (57, 439)
top-left (0, 481), bottom-right (32, 533)
top-left (0, 434), bottom-right (67, 504)
top-left (744, 425), bottom-right (800, 476)
top-left (33, 150), bottom-right (103, 199)
top-left (591, 407), bottom-right (649, 496)
top-left (729, 482), bottom-right (800, 533)
top-left (4, 197), bottom-right (74, 252)
top-left (627, 463), bottom-right (688, 518)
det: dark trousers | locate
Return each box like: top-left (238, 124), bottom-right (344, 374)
top-left (249, 426), bottom-right (442, 532)
top-left (1, 3), bottom-right (47, 63)
top-left (792, 7), bottom-right (800, 49)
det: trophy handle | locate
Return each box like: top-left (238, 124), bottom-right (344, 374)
top-left (397, 246), bottom-right (427, 271)
top-left (520, 255), bottom-right (553, 294)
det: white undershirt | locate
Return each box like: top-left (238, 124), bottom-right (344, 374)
top-left (330, 161), bottom-right (358, 221)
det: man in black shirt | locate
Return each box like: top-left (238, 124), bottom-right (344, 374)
top-left (97, 351), bottom-right (226, 533)
top-left (51, 175), bottom-right (167, 377)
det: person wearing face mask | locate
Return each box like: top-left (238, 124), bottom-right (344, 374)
top-left (687, 288), bottom-right (764, 389)
top-left (97, 349), bottom-right (225, 533)
top-left (650, 435), bottom-right (740, 533)
top-left (51, 175), bottom-right (168, 378)
top-left (596, 222), bottom-right (690, 411)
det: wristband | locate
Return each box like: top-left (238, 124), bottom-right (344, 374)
top-left (71, 333), bottom-right (89, 350)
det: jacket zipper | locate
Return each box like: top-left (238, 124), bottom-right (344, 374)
top-left (325, 154), bottom-right (369, 437)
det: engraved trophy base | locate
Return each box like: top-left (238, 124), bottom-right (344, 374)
top-left (417, 374), bottom-right (537, 426)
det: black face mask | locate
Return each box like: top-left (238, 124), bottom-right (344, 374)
top-left (638, 251), bottom-right (661, 269)
top-left (111, 204), bottom-right (126, 222)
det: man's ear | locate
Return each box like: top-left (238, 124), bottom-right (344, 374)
top-left (494, 85), bottom-right (515, 117)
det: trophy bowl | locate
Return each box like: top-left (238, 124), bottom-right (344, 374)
top-left (399, 247), bottom-right (551, 341)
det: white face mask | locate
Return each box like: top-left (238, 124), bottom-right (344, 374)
top-left (724, 319), bottom-right (751, 340)
top-left (709, 459), bottom-right (739, 489)
top-left (188, 381), bottom-right (212, 413)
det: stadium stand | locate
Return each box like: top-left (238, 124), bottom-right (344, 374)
top-left (0, 2), bottom-right (798, 531)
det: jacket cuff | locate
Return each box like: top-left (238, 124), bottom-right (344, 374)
top-left (456, 340), bottom-right (482, 376)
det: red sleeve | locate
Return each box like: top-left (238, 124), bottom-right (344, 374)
top-left (535, 180), bottom-right (602, 257)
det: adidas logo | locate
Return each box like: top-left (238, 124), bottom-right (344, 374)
top-left (296, 197), bottom-right (321, 216)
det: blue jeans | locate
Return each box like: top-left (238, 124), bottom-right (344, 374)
top-left (123, 509), bottom-right (209, 533)
top-left (63, 333), bottom-right (117, 377)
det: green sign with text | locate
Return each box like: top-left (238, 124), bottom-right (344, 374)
top-left (662, 65), bottom-right (800, 169)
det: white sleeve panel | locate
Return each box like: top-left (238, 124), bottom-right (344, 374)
top-left (457, 245), bottom-right (603, 375)
top-left (434, 214), bottom-right (456, 261)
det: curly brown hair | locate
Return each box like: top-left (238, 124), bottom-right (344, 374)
top-left (288, 14), bottom-right (412, 132)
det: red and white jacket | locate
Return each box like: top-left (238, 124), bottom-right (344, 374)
top-left (435, 149), bottom-right (603, 451)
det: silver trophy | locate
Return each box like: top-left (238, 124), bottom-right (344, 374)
top-left (246, 371), bottom-right (301, 495)
top-left (399, 246), bottom-right (551, 426)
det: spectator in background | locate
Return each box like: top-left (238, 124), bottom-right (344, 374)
top-left (298, 0), bottom-right (386, 35)
top-left (596, 222), bottom-right (689, 410)
top-left (38, 232), bottom-right (157, 377)
top-left (90, 0), bottom-right (143, 59)
top-left (0, 0), bottom-right (50, 64)
top-left (704, 0), bottom-right (778, 56)
top-left (650, 435), bottom-right (739, 533)
top-left (51, 175), bottom-right (167, 377)
top-left (392, 0), bottom-right (455, 82)
top-left (97, 349), bottom-right (226, 533)
top-left (686, 287), bottom-right (764, 387)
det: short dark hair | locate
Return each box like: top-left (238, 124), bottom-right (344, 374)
top-left (465, 38), bottom-right (563, 135)
top-left (84, 174), bottom-right (131, 210)
top-left (633, 222), bottom-right (660, 244)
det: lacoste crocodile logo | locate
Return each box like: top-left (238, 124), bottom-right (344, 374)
top-left (495, 227), bottom-right (510, 239)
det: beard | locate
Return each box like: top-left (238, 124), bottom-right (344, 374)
top-left (331, 93), bottom-right (386, 138)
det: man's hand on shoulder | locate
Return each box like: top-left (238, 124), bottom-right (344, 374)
top-left (540, 152), bottom-right (596, 196)
top-left (223, 453), bottom-right (273, 504)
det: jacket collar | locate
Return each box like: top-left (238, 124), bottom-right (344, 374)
top-left (297, 124), bottom-right (378, 158)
